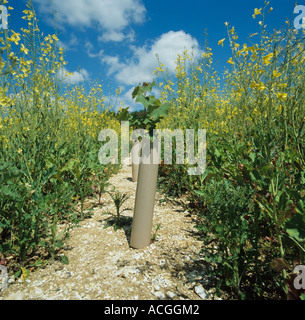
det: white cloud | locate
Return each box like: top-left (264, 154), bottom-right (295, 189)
top-left (99, 31), bottom-right (125, 42)
top-left (98, 30), bottom-right (135, 43)
top-left (33, 0), bottom-right (146, 42)
top-left (85, 41), bottom-right (104, 58)
top-left (58, 34), bottom-right (79, 51)
top-left (102, 30), bottom-right (201, 86)
top-left (102, 55), bottom-right (126, 75)
top-left (57, 67), bottom-right (90, 84)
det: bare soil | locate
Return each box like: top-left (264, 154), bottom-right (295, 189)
top-left (0, 164), bottom-right (217, 300)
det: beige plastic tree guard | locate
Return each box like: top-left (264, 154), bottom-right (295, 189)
top-left (131, 139), bottom-right (140, 182)
top-left (130, 138), bottom-right (160, 249)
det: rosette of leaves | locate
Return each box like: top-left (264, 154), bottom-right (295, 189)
top-left (116, 81), bottom-right (171, 138)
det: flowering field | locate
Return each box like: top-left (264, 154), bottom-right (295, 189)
top-left (0, 2), bottom-right (120, 269)
top-left (1, 1), bottom-right (305, 300)
top-left (155, 3), bottom-right (305, 299)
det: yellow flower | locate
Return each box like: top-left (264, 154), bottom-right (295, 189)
top-left (20, 27), bottom-right (30, 34)
top-left (250, 80), bottom-right (267, 91)
top-left (249, 33), bottom-right (258, 38)
top-left (250, 80), bottom-right (258, 89)
top-left (218, 38), bottom-right (225, 47)
top-left (276, 92), bottom-right (288, 100)
top-left (52, 34), bottom-right (59, 42)
top-left (248, 45), bottom-right (257, 53)
top-left (273, 70), bottom-right (281, 78)
top-left (20, 44), bottom-right (29, 55)
top-left (263, 53), bottom-right (274, 65)
top-left (257, 81), bottom-right (267, 91)
top-left (8, 32), bottom-right (21, 46)
top-left (252, 8), bottom-right (262, 19)
top-left (227, 57), bottom-right (234, 65)
top-left (22, 9), bottom-right (35, 20)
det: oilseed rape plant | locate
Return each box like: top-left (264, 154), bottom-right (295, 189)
top-left (0, 0), bottom-right (120, 271)
top-left (155, 2), bottom-right (305, 299)
top-left (1, 0), bottom-right (305, 300)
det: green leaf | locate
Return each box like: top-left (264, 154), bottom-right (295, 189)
top-left (150, 102), bottom-right (171, 121)
top-left (285, 213), bottom-right (305, 242)
top-left (55, 240), bottom-right (64, 248)
top-left (59, 255), bottom-right (69, 265)
top-left (45, 158), bottom-right (56, 170)
top-left (215, 225), bottom-right (223, 234)
top-left (62, 158), bottom-right (79, 173)
top-left (143, 118), bottom-right (151, 125)
top-left (116, 107), bottom-right (130, 121)
top-left (142, 81), bottom-right (156, 93)
top-left (147, 104), bottom-right (159, 115)
top-left (132, 81), bottom-right (156, 99)
top-left (131, 85), bottom-right (141, 99)
top-left (135, 95), bottom-right (150, 109)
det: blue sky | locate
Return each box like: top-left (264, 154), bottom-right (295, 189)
top-left (6, 0), bottom-right (301, 110)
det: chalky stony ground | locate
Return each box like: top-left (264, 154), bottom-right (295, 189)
top-left (0, 164), bottom-right (216, 300)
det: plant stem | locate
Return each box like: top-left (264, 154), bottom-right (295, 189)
top-left (270, 178), bottom-right (288, 296)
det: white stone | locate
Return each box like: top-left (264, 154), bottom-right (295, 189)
top-left (154, 285), bottom-right (160, 291)
top-left (34, 288), bottom-right (43, 296)
top-left (194, 285), bottom-right (208, 300)
top-left (166, 291), bottom-right (177, 299)
top-left (159, 259), bottom-right (166, 267)
top-left (6, 292), bottom-right (25, 300)
top-left (153, 291), bottom-right (165, 300)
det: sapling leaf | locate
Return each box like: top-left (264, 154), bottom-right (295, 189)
top-left (135, 95), bottom-right (150, 109)
top-left (116, 107), bottom-right (130, 121)
top-left (131, 85), bottom-right (140, 99)
top-left (150, 102), bottom-right (171, 121)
